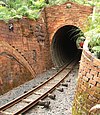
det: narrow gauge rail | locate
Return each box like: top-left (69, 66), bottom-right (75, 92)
top-left (0, 58), bottom-right (79, 115)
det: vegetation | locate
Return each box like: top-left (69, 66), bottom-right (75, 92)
top-left (49, 0), bottom-right (100, 6)
top-left (0, 0), bottom-right (46, 22)
top-left (0, 0), bottom-right (99, 22)
top-left (84, 4), bottom-right (100, 59)
top-left (0, 0), bottom-right (100, 58)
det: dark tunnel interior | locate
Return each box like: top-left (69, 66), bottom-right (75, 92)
top-left (51, 25), bottom-right (84, 67)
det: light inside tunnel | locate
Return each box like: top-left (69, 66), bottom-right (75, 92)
top-left (51, 25), bottom-right (84, 67)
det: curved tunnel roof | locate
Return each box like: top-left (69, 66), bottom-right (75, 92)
top-left (51, 25), bottom-right (83, 67)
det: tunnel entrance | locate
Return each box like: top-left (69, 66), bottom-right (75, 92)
top-left (51, 25), bottom-right (84, 67)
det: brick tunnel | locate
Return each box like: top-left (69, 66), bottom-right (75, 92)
top-left (51, 25), bottom-right (84, 67)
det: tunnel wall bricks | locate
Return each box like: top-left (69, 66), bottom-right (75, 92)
top-left (72, 49), bottom-right (100, 114)
top-left (0, 10), bottom-right (53, 94)
top-left (45, 2), bottom-right (92, 43)
top-left (0, 2), bottom-right (92, 94)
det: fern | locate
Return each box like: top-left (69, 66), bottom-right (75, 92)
top-left (0, 0), bottom-right (99, 22)
top-left (92, 46), bottom-right (100, 59)
top-left (0, 0), bottom-right (46, 22)
top-left (88, 33), bottom-right (100, 47)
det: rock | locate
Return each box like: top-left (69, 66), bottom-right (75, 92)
top-left (66, 79), bottom-right (71, 82)
top-left (24, 91), bottom-right (27, 93)
top-left (61, 83), bottom-right (68, 87)
top-left (44, 101), bottom-right (50, 108)
top-left (56, 88), bottom-right (63, 92)
top-left (48, 94), bottom-right (56, 100)
top-left (38, 100), bottom-right (50, 108)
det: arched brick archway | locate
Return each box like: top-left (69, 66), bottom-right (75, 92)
top-left (45, 2), bottom-right (92, 67)
top-left (0, 41), bottom-right (36, 76)
top-left (0, 2), bottom-right (93, 94)
top-left (50, 25), bottom-right (83, 67)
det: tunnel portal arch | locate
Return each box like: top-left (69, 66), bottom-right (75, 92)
top-left (51, 25), bottom-right (84, 67)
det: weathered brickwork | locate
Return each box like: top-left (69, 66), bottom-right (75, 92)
top-left (45, 2), bottom-right (92, 43)
top-left (0, 10), bottom-right (53, 94)
top-left (72, 43), bottom-right (100, 114)
top-left (0, 2), bottom-right (92, 94)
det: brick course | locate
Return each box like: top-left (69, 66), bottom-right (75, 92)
top-left (0, 2), bottom-right (92, 94)
top-left (72, 41), bottom-right (100, 114)
top-left (46, 2), bottom-right (92, 44)
top-left (0, 13), bottom-right (52, 94)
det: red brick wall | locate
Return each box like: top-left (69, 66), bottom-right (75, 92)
top-left (0, 10), bottom-right (53, 94)
top-left (45, 2), bottom-right (92, 43)
top-left (0, 2), bottom-right (92, 94)
top-left (72, 41), bottom-right (100, 114)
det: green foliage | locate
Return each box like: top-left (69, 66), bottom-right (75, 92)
top-left (49, 0), bottom-right (67, 5)
top-left (85, 2), bottom-right (100, 59)
top-left (92, 46), bottom-right (100, 52)
top-left (0, 0), bottom-right (99, 22)
top-left (0, 6), bottom-right (11, 22)
top-left (49, 0), bottom-right (99, 6)
top-left (0, 0), bottom-right (46, 22)
top-left (88, 33), bottom-right (100, 59)
top-left (88, 34), bottom-right (100, 48)
top-left (68, 28), bottom-right (85, 49)
top-left (0, 0), bottom-right (100, 56)
top-left (92, 46), bottom-right (100, 59)
top-left (71, 0), bottom-right (100, 6)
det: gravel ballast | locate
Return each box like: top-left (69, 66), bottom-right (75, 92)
top-left (0, 65), bottom-right (79, 115)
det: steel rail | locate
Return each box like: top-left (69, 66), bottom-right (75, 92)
top-left (0, 58), bottom-right (79, 115)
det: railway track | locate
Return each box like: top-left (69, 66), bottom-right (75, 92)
top-left (0, 58), bottom-right (79, 115)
